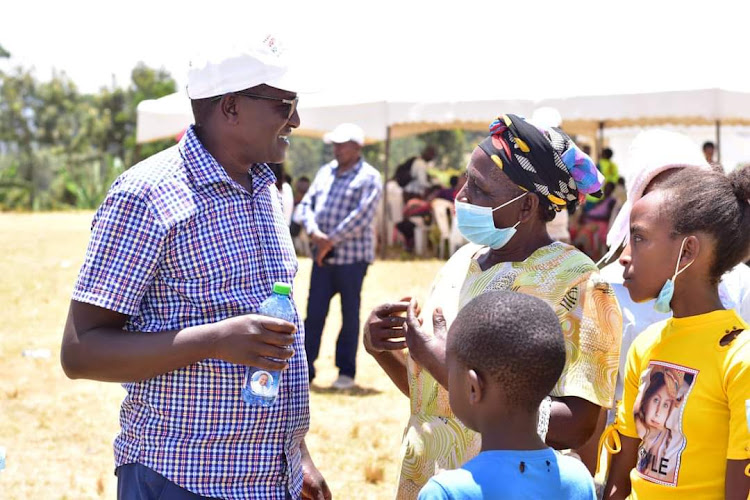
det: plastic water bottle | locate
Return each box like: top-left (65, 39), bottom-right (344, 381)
top-left (242, 282), bottom-right (295, 407)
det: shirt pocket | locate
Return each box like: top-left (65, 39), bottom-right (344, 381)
top-left (159, 204), bottom-right (262, 314)
top-left (339, 182), bottom-right (366, 213)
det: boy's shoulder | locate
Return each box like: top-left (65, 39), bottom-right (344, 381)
top-left (419, 449), bottom-right (595, 500)
top-left (418, 468), bottom-right (473, 500)
top-left (555, 452), bottom-right (597, 485)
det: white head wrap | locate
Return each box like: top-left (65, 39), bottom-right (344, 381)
top-left (602, 130), bottom-right (711, 263)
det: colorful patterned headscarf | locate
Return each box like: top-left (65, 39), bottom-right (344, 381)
top-left (478, 114), bottom-right (604, 213)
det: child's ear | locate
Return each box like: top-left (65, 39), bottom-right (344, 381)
top-left (467, 369), bottom-right (484, 405)
top-left (681, 235), bottom-right (701, 265)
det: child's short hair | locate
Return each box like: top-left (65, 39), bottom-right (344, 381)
top-left (448, 291), bottom-right (565, 412)
top-left (660, 165), bottom-right (750, 282)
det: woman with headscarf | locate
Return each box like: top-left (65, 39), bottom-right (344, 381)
top-left (363, 114), bottom-right (623, 499)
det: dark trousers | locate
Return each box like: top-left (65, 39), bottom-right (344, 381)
top-left (116, 463), bottom-right (221, 500)
top-left (304, 261), bottom-right (369, 381)
top-left (117, 463), bottom-right (295, 499)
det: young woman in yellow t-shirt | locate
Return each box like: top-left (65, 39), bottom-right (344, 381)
top-left (603, 165), bottom-right (750, 499)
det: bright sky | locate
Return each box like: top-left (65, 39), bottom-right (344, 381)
top-left (3, 0), bottom-right (749, 100)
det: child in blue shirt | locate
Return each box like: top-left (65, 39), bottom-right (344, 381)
top-left (418, 291), bottom-right (596, 499)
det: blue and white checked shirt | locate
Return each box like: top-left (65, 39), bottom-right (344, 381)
top-left (73, 126), bottom-right (309, 499)
top-left (298, 158), bottom-right (382, 264)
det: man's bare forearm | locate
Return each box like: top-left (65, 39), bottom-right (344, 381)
top-left (61, 302), bottom-right (217, 383)
top-left (61, 300), bottom-right (296, 383)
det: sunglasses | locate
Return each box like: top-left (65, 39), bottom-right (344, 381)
top-left (213, 91), bottom-right (299, 120)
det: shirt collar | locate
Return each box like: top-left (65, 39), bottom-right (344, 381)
top-left (179, 125), bottom-right (233, 188)
top-left (332, 157), bottom-right (364, 176)
top-left (179, 125), bottom-right (274, 196)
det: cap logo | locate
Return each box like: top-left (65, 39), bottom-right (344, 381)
top-left (263, 35), bottom-right (282, 57)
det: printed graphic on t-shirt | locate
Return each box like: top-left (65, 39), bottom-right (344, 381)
top-left (633, 361), bottom-right (698, 487)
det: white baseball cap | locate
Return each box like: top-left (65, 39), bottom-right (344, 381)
top-left (323, 123), bottom-right (365, 146)
top-left (187, 34), bottom-right (307, 99)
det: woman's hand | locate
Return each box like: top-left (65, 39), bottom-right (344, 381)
top-left (364, 300), bottom-right (418, 355)
top-left (404, 299), bottom-right (449, 387)
top-left (404, 299), bottom-right (445, 361)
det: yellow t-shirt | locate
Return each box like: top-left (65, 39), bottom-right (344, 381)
top-left (615, 309), bottom-right (750, 499)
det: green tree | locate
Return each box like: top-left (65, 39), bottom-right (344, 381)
top-left (0, 60), bottom-right (179, 210)
top-left (0, 67), bottom-right (38, 208)
top-left (286, 136), bottom-right (326, 181)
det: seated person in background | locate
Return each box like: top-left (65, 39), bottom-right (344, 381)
top-left (702, 140), bottom-right (722, 171)
top-left (404, 146), bottom-right (438, 200)
top-left (436, 176), bottom-right (460, 201)
top-left (582, 182), bottom-right (617, 223)
top-left (571, 182), bottom-right (616, 261)
top-left (418, 291), bottom-right (596, 500)
top-left (396, 185), bottom-right (442, 251)
top-left (598, 147), bottom-right (619, 185)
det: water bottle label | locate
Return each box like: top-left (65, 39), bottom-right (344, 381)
top-left (247, 370), bottom-right (278, 397)
top-left (243, 368), bottom-right (281, 405)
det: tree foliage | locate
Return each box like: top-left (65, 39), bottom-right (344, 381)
top-left (0, 59), bottom-right (176, 210)
top-left (0, 52), bottom-right (481, 210)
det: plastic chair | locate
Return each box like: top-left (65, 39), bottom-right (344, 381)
top-left (385, 180), bottom-right (404, 246)
top-left (431, 198), bottom-right (454, 259)
top-left (449, 210), bottom-right (467, 255)
top-left (293, 230), bottom-right (311, 257)
top-left (409, 216), bottom-right (430, 256)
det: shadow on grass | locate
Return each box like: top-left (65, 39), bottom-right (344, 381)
top-left (310, 384), bottom-right (382, 397)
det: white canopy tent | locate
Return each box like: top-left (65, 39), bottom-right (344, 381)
top-left (137, 87), bottom-right (750, 168)
top-left (136, 92), bottom-right (194, 144)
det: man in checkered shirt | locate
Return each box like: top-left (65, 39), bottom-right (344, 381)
top-left (297, 123), bottom-right (383, 390)
top-left (60, 37), bottom-right (330, 500)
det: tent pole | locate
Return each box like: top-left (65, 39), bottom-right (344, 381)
top-left (596, 121), bottom-right (605, 161)
top-left (380, 126), bottom-right (392, 259)
top-left (715, 120), bottom-right (721, 164)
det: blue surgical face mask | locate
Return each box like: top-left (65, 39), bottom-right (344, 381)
top-left (653, 237), bottom-right (694, 313)
top-left (455, 193), bottom-right (527, 249)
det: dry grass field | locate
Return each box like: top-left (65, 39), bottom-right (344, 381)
top-left (0, 212), bottom-right (444, 499)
